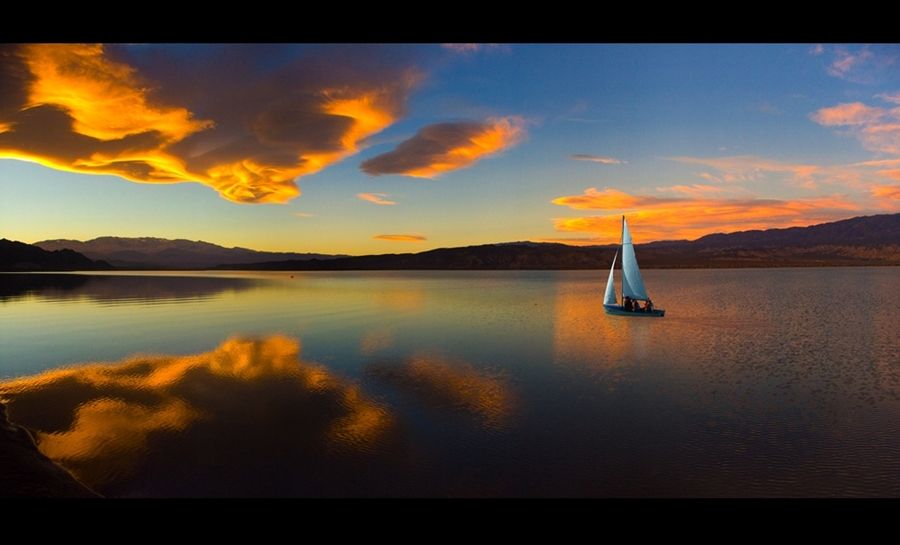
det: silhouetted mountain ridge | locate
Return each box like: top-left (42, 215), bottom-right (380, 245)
top-left (690, 214), bottom-right (900, 248)
top-left (216, 214), bottom-right (900, 270)
top-left (35, 236), bottom-right (346, 269)
top-left (0, 239), bottom-right (112, 271)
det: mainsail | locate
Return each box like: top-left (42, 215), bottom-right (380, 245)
top-left (621, 217), bottom-right (649, 300)
top-left (603, 250), bottom-right (618, 305)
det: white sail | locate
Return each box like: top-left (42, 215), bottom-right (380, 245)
top-left (603, 250), bottom-right (618, 305)
top-left (621, 217), bottom-right (649, 300)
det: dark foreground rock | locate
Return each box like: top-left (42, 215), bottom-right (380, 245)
top-left (0, 402), bottom-right (99, 498)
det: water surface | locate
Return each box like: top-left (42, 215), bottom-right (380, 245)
top-left (1, 269), bottom-right (898, 496)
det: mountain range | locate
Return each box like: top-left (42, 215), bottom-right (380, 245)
top-left (216, 213), bottom-right (900, 270)
top-left (0, 239), bottom-right (111, 271)
top-left (34, 237), bottom-right (345, 269)
top-left (4, 213), bottom-right (899, 271)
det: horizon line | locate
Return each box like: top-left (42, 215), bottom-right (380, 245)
top-left (17, 212), bottom-right (892, 257)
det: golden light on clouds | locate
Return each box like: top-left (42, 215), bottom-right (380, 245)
top-left (552, 187), bottom-right (676, 210)
top-left (23, 44), bottom-right (212, 142)
top-left (872, 184), bottom-right (900, 201)
top-left (374, 234), bottom-right (426, 242)
top-left (293, 88), bottom-right (410, 183)
top-left (0, 44), bottom-right (417, 204)
top-left (360, 116), bottom-right (526, 178)
top-left (552, 187), bottom-right (861, 243)
top-left (323, 91), bottom-right (398, 154)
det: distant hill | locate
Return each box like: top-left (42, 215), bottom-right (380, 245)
top-left (676, 213), bottom-right (900, 249)
top-left (0, 239), bottom-right (112, 271)
top-left (217, 213), bottom-right (900, 270)
top-left (35, 237), bottom-right (345, 269)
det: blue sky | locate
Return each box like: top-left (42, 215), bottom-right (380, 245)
top-left (1, 44), bottom-right (898, 252)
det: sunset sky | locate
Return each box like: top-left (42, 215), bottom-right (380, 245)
top-left (1, 43), bottom-right (899, 254)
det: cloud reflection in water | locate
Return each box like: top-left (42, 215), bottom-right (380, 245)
top-left (368, 353), bottom-right (515, 428)
top-left (0, 336), bottom-right (395, 496)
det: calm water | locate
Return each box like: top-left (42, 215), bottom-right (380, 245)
top-left (1, 268), bottom-right (898, 497)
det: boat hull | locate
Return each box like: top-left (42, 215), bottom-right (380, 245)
top-left (603, 304), bottom-right (665, 317)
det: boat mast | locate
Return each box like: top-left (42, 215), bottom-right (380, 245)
top-left (620, 214), bottom-right (625, 302)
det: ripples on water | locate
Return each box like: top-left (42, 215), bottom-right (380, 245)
top-left (1, 269), bottom-right (898, 497)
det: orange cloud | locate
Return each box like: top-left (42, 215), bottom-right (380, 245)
top-left (552, 187), bottom-right (862, 243)
top-left (872, 184), bottom-right (900, 201)
top-left (357, 192), bottom-right (396, 205)
top-left (879, 169), bottom-right (900, 181)
top-left (360, 116), bottom-right (526, 178)
top-left (810, 99), bottom-right (900, 156)
top-left (569, 154), bottom-right (624, 164)
top-left (551, 187), bottom-right (677, 210)
top-left (22, 44), bottom-right (212, 141)
top-left (0, 44), bottom-right (419, 203)
top-left (810, 102), bottom-right (886, 126)
top-left (373, 234), bottom-right (426, 242)
top-left (536, 236), bottom-right (607, 246)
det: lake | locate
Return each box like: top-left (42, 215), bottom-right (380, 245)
top-left (1, 268), bottom-right (898, 497)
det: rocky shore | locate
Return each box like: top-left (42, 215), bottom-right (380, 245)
top-left (0, 402), bottom-right (99, 498)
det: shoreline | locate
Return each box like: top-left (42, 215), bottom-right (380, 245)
top-left (0, 401), bottom-right (100, 498)
top-left (3, 263), bottom-right (899, 275)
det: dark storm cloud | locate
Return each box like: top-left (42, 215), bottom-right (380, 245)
top-left (0, 44), bottom-right (422, 203)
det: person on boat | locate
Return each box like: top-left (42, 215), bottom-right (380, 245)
top-left (645, 299), bottom-right (654, 312)
top-left (635, 300), bottom-right (644, 312)
top-left (624, 296), bottom-right (633, 311)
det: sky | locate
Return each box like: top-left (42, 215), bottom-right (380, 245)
top-left (1, 43), bottom-right (899, 254)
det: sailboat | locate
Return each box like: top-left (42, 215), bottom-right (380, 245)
top-left (603, 216), bottom-right (665, 317)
